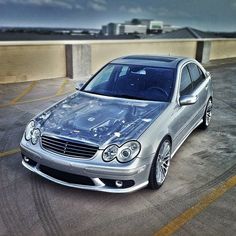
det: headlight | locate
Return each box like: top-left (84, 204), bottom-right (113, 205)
top-left (25, 120), bottom-right (35, 141)
top-left (117, 141), bottom-right (141, 163)
top-left (102, 145), bottom-right (118, 162)
top-left (24, 120), bottom-right (41, 144)
top-left (31, 129), bottom-right (41, 145)
top-left (102, 141), bottom-right (141, 163)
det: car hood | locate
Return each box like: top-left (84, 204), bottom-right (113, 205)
top-left (35, 92), bottom-right (168, 147)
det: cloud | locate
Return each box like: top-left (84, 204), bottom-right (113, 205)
top-left (75, 3), bottom-right (83, 10)
top-left (0, 0), bottom-right (83, 10)
top-left (149, 7), bottom-right (169, 17)
top-left (128, 7), bottom-right (143, 14)
top-left (120, 5), bottom-right (145, 14)
top-left (93, 0), bottom-right (106, 4)
top-left (120, 5), bottom-right (150, 16)
top-left (88, 0), bottom-right (107, 11)
top-left (148, 6), bottom-right (191, 19)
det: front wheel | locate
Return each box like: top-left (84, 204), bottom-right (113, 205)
top-left (200, 99), bottom-right (213, 130)
top-left (149, 138), bottom-right (171, 190)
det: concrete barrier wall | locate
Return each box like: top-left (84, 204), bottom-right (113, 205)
top-left (0, 39), bottom-right (236, 83)
top-left (0, 45), bottom-right (66, 83)
top-left (90, 40), bottom-right (197, 73)
top-left (210, 40), bottom-right (236, 60)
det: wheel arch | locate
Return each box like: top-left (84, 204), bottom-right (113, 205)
top-left (148, 134), bottom-right (172, 190)
top-left (154, 134), bottom-right (172, 157)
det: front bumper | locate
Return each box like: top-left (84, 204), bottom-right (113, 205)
top-left (21, 143), bottom-right (152, 193)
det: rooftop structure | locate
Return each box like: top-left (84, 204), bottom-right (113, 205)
top-left (119, 24), bottom-right (147, 35)
top-left (151, 27), bottom-right (234, 39)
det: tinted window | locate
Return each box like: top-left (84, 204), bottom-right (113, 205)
top-left (85, 64), bottom-right (115, 91)
top-left (119, 65), bottom-right (129, 77)
top-left (83, 64), bottom-right (175, 102)
top-left (198, 67), bottom-right (206, 81)
top-left (180, 66), bottom-right (192, 96)
top-left (188, 63), bottom-right (205, 89)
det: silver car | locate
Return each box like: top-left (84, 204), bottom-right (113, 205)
top-left (20, 55), bottom-right (213, 193)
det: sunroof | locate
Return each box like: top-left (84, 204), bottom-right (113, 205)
top-left (123, 55), bottom-right (176, 63)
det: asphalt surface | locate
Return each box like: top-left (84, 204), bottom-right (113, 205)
top-left (0, 60), bottom-right (236, 236)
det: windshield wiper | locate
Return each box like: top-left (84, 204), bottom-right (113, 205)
top-left (83, 91), bottom-right (154, 101)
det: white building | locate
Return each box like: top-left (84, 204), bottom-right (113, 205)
top-left (101, 25), bottom-right (108, 35)
top-left (101, 19), bottom-right (165, 35)
top-left (139, 20), bottom-right (163, 33)
top-left (120, 24), bottom-right (147, 35)
top-left (149, 21), bottom-right (163, 32)
top-left (107, 23), bottom-right (121, 35)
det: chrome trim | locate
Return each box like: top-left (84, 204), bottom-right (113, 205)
top-left (40, 134), bottom-right (98, 159)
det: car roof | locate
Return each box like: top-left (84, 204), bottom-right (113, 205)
top-left (110, 55), bottom-right (187, 69)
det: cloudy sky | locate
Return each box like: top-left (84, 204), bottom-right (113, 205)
top-left (0, 0), bottom-right (235, 31)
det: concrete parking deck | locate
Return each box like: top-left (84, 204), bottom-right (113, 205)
top-left (0, 59), bottom-right (235, 236)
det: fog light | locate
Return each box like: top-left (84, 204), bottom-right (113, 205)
top-left (115, 180), bottom-right (123, 188)
top-left (24, 156), bottom-right (29, 162)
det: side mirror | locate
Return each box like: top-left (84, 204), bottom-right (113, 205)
top-left (75, 82), bottom-right (84, 91)
top-left (179, 95), bottom-right (198, 106)
top-left (205, 71), bottom-right (211, 78)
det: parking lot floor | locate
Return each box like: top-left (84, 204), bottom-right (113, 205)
top-left (0, 59), bottom-right (235, 236)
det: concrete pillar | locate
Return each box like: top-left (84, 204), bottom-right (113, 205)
top-left (66, 44), bottom-right (91, 80)
top-left (196, 41), bottom-right (211, 63)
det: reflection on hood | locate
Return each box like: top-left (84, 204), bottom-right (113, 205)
top-left (35, 92), bottom-right (168, 147)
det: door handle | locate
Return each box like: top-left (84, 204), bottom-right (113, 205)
top-left (205, 85), bottom-right (208, 90)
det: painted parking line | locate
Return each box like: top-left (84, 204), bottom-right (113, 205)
top-left (0, 89), bottom-right (74, 108)
top-left (56, 79), bottom-right (68, 96)
top-left (154, 175), bottom-right (236, 236)
top-left (0, 148), bottom-right (20, 158)
top-left (10, 81), bottom-right (37, 104)
top-left (16, 89), bottom-right (74, 105)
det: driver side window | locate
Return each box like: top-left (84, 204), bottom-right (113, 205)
top-left (180, 66), bottom-right (192, 96)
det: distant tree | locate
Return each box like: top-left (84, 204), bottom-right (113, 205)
top-left (131, 19), bottom-right (141, 25)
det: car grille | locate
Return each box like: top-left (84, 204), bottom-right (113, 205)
top-left (41, 135), bottom-right (99, 159)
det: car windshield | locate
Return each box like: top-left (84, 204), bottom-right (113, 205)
top-left (82, 63), bottom-right (175, 102)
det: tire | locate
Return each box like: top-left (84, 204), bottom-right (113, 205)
top-left (199, 99), bottom-right (213, 130)
top-left (149, 138), bottom-right (172, 190)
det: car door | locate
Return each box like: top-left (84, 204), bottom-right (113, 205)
top-left (170, 64), bottom-right (197, 148)
top-left (187, 63), bottom-right (208, 123)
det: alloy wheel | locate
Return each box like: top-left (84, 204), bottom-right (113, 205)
top-left (206, 100), bottom-right (213, 126)
top-left (156, 140), bottom-right (171, 184)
